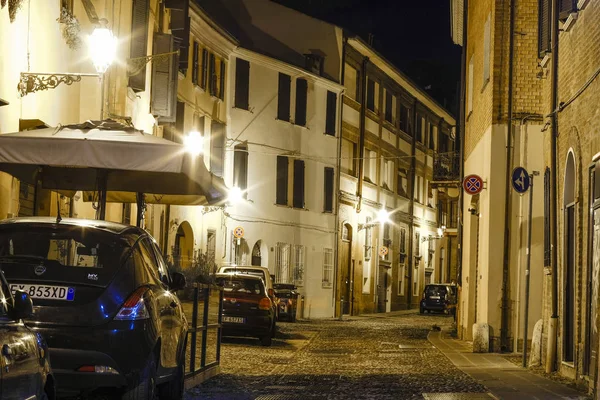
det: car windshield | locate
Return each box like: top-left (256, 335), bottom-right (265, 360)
top-left (222, 268), bottom-right (265, 280)
top-left (218, 277), bottom-right (264, 295)
top-left (425, 286), bottom-right (448, 297)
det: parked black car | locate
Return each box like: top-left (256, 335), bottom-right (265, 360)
top-left (0, 269), bottom-right (54, 400)
top-left (273, 283), bottom-right (298, 322)
top-left (419, 283), bottom-right (457, 314)
top-left (0, 217), bottom-right (188, 399)
top-left (216, 273), bottom-right (276, 346)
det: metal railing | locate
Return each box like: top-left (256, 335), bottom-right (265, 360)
top-left (433, 152), bottom-right (460, 182)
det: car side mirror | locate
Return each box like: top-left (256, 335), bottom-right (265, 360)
top-left (11, 290), bottom-right (33, 321)
top-left (170, 272), bottom-right (186, 291)
top-left (268, 288), bottom-right (274, 298)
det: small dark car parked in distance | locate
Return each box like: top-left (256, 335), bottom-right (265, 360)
top-left (0, 270), bottom-right (54, 400)
top-left (273, 283), bottom-right (298, 322)
top-left (420, 283), bottom-right (457, 315)
top-left (0, 217), bottom-right (188, 399)
top-left (216, 273), bottom-right (276, 346)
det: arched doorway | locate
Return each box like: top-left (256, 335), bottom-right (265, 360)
top-left (173, 221), bottom-right (194, 269)
top-left (340, 222), bottom-right (353, 315)
top-left (252, 240), bottom-right (262, 266)
top-left (563, 151), bottom-right (576, 363)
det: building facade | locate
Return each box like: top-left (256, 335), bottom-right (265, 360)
top-left (337, 37), bottom-right (456, 316)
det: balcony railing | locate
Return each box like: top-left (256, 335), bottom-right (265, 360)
top-left (433, 151), bottom-right (460, 182)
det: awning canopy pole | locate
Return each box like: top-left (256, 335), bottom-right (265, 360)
top-left (136, 192), bottom-right (145, 228)
top-left (96, 171), bottom-right (108, 220)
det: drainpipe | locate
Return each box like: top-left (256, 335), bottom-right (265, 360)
top-left (546, 0), bottom-right (560, 374)
top-left (457, 0), bottom-right (468, 290)
top-left (356, 57), bottom-right (369, 213)
top-left (500, 0), bottom-right (516, 352)
top-left (407, 98), bottom-right (418, 309)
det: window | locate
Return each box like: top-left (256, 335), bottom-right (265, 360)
top-left (400, 228), bottom-right (406, 254)
top-left (200, 49), bottom-right (208, 89)
top-left (122, 203), bottom-right (131, 225)
top-left (364, 149), bottom-right (377, 183)
top-left (381, 158), bottom-right (394, 191)
top-left (293, 245), bottom-right (305, 286)
top-left (277, 73), bottom-right (291, 121)
top-left (538, 0), bottom-right (551, 56)
top-left (416, 116), bottom-right (423, 143)
top-left (400, 104), bottom-right (410, 134)
top-left (192, 42), bottom-right (199, 85)
top-left (295, 78), bottom-right (308, 126)
top-left (325, 91), bottom-right (337, 136)
top-left (206, 230), bottom-right (216, 267)
top-left (233, 145), bottom-right (248, 193)
top-left (322, 248), bottom-right (333, 287)
top-left (544, 167), bottom-right (551, 266)
top-left (414, 176), bottom-right (424, 203)
top-left (208, 53), bottom-right (217, 96)
top-left (398, 263), bottom-right (405, 296)
top-left (129, 0), bottom-right (150, 92)
top-left (364, 216), bottom-right (372, 261)
top-left (367, 78), bottom-right (376, 112)
top-left (468, 55), bottom-right (474, 115)
top-left (382, 223), bottom-right (391, 262)
top-left (324, 167), bottom-right (334, 213)
top-left (415, 232), bottom-right (421, 257)
top-left (210, 121), bottom-right (225, 177)
top-left (275, 242), bottom-right (291, 283)
top-left (341, 139), bottom-right (357, 176)
top-left (384, 90), bottom-right (395, 124)
top-left (342, 224), bottom-right (350, 241)
top-left (276, 156), bottom-right (289, 206)
top-left (293, 159), bottom-right (305, 209)
top-left (235, 58), bottom-right (250, 110)
top-left (344, 64), bottom-right (358, 101)
top-left (483, 14), bottom-right (491, 84)
top-left (427, 180), bottom-right (435, 208)
top-left (429, 125), bottom-right (436, 150)
top-left (397, 169), bottom-right (408, 197)
top-left (219, 60), bottom-right (226, 100)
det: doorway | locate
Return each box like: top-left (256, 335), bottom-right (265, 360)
top-left (377, 265), bottom-right (390, 313)
top-left (563, 152), bottom-right (576, 363)
top-left (340, 223), bottom-right (353, 315)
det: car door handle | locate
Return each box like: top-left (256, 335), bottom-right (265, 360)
top-left (2, 344), bottom-right (12, 357)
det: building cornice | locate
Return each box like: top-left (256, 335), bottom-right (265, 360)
top-left (189, 3), bottom-right (239, 59)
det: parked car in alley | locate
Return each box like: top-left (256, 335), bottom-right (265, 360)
top-left (0, 269), bottom-right (54, 400)
top-left (273, 283), bottom-right (298, 322)
top-left (420, 283), bottom-right (457, 315)
top-left (216, 273), bottom-right (276, 346)
top-left (0, 217), bottom-right (188, 399)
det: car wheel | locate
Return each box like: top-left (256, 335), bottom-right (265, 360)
top-left (122, 354), bottom-right (158, 400)
top-left (419, 306), bottom-right (424, 314)
top-left (271, 320), bottom-right (277, 338)
top-left (158, 350), bottom-right (185, 400)
top-left (260, 334), bottom-right (273, 346)
top-left (291, 311), bottom-right (297, 323)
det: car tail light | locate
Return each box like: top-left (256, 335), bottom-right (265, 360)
top-left (77, 365), bottom-right (118, 374)
top-left (288, 299), bottom-right (293, 306)
top-left (114, 287), bottom-right (149, 320)
top-left (258, 297), bottom-right (272, 310)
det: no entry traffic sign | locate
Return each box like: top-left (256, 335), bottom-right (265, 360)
top-left (463, 174), bottom-right (484, 195)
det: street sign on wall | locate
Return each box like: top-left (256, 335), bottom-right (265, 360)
top-left (462, 174), bottom-right (484, 195)
top-left (512, 167), bottom-right (530, 194)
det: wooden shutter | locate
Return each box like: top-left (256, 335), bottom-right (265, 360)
top-left (192, 42), bottom-right (199, 85)
top-left (324, 167), bottom-right (334, 212)
top-left (293, 160), bottom-right (305, 209)
top-left (367, 79), bottom-right (375, 111)
top-left (276, 156), bottom-right (288, 205)
top-left (219, 60), bottom-right (226, 100)
top-left (295, 79), bottom-right (308, 126)
top-left (200, 49), bottom-right (208, 89)
top-left (210, 121), bottom-right (225, 177)
top-left (233, 145), bottom-right (248, 191)
top-left (129, 0), bottom-right (149, 92)
top-left (168, 0), bottom-right (190, 73)
top-left (538, 0), bottom-right (551, 56)
top-left (559, 0), bottom-right (576, 19)
top-left (325, 91), bottom-right (337, 136)
top-left (235, 58), bottom-right (250, 110)
top-left (277, 73), bottom-right (291, 121)
top-left (385, 90), bottom-right (393, 122)
top-left (151, 33), bottom-right (177, 121)
top-left (209, 53), bottom-right (217, 96)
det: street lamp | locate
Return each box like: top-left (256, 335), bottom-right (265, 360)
top-left (227, 187), bottom-right (244, 205)
top-left (89, 21), bottom-right (117, 74)
top-left (183, 131), bottom-right (204, 156)
top-left (358, 208), bottom-right (391, 231)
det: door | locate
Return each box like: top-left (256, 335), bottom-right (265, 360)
top-left (588, 207), bottom-right (600, 378)
top-left (377, 265), bottom-right (389, 313)
top-left (340, 239), bottom-right (351, 315)
top-left (564, 205), bottom-right (575, 362)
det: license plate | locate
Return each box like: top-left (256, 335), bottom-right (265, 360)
top-left (10, 284), bottom-right (75, 301)
top-left (430, 296), bottom-right (440, 300)
top-left (222, 316), bottom-right (245, 324)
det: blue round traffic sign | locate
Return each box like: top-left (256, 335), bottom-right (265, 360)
top-left (463, 174), bottom-right (484, 195)
top-left (512, 167), bottom-right (530, 194)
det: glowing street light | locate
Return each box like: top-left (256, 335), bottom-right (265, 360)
top-left (89, 21), bottom-right (117, 74)
top-left (376, 208), bottom-right (390, 224)
top-left (183, 131), bottom-right (204, 156)
top-left (227, 187), bottom-right (244, 205)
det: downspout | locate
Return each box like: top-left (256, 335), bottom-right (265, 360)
top-left (333, 35), bottom-right (347, 317)
top-left (546, 0), bottom-right (560, 374)
top-left (356, 56), bottom-right (369, 213)
top-left (407, 98), bottom-right (418, 309)
top-left (457, 0), bottom-right (468, 290)
top-left (500, 0), bottom-right (516, 352)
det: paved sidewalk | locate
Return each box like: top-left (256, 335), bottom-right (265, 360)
top-left (429, 331), bottom-right (591, 400)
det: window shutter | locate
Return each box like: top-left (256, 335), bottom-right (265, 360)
top-left (209, 53), bottom-right (217, 96)
top-left (129, 0), bottom-right (149, 92)
top-left (219, 60), bottom-right (226, 100)
top-left (324, 167), bottom-right (334, 212)
top-left (172, 101), bottom-right (185, 143)
top-left (168, 0), bottom-right (190, 73)
top-left (151, 33), bottom-right (178, 121)
top-left (276, 156), bottom-right (289, 205)
top-left (367, 79), bottom-right (375, 111)
top-left (277, 73), bottom-right (291, 121)
top-left (538, 0), bottom-right (551, 57)
top-left (210, 121), bottom-right (225, 177)
top-left (385, 90), bottom-right (393, 122)
top-left (325, 91), bottom-right (337, 136)
top-left (483, 14), bottom-right (491, 82)
top-left (295, 79), bottom-right (308, 126)
top-left (235, 58), bottom-right (250, 110)
top-left (559, 0), bottom-right (577, 19)
top-left (233, 145), bottom-right (248, 191)
top-left (293, 159), bottom-right (305, 209)
top-left (192, 42), bottom-right (199, 85)
top-left (200, 49), bottom-right (208, 89)
top-left (416, 116), bottom-right (422, 142)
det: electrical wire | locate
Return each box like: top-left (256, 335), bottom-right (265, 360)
top-left (552, 65), bottom-right (600, 114)
top-left (224, 213), bottom-right (336, 234)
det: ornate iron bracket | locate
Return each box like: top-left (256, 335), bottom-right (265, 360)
top-left (127, 50), bottom-right (180, 77)
top-left (18, 72), bottom-right (100, 97)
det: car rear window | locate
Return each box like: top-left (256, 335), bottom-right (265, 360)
top-left (222, 268), bottom-right (266, 281)
top-left (0, 225), bottom-right (130, 286)
top-left (218, 277), bottom-right (264, 295)
top-left (425, 285), bottom-right (448, 296)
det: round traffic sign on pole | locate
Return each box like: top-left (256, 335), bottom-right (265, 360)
top-left (233, 226), bottom-right (245, 238)
top-left (463, 174), bottom-right (484, 195)
top-left (512, 167), bottom-right (531, 194)
top-left (379, 246), bottom-right (389, 258)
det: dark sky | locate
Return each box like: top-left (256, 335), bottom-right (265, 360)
top-left (272, 0), bottom-right (461, 115)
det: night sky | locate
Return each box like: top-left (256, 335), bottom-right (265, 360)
top-left (272, 0), bottom-right (461, 115)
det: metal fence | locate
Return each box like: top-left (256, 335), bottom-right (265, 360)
top-left (183, 283), bottom-right (223, 379)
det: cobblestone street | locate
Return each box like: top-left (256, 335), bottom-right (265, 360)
top-left (185, 312), bottom-right (490, 399)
